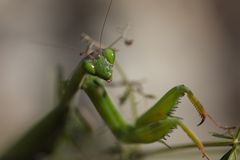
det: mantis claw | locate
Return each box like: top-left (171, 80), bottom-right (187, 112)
top-left (197, 116), bottom-right (206, 126)
top-left (184, 87), bottom-right (210, 127)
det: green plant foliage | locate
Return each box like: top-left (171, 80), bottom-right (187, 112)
top-left (218, 128), bottom-right (240, 160)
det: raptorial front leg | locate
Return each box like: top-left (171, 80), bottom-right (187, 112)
top-left (120, 84), bottom-right (211, 159)
top-left (83, 77), bottom-right (211, 159)
top-left (136, 85), bottom-right (207, 127)
top-left (136, 84), bottom-right (235, 131)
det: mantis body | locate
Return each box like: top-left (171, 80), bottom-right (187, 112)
top-left (0, 46), bottom-right (211, 159)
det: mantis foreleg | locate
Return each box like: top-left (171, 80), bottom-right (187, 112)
top-left (136, 84), bottom-right (206, 126)
top-left (82, 76), bottom-right (210, 159)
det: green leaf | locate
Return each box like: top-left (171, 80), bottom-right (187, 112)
top-left (220, 149), bottom-right (233, 160)
top-left (220, 146), bottom-right (240, 160)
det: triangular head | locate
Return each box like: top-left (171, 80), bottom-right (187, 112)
top-left (83, 48), bottom-right (116, 82)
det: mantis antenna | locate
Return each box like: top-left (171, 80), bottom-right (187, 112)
top-left (99, 0), bottom-right (113, 49)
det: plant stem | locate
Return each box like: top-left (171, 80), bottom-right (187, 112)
top-left (132, 141), bottom-right (238, 159)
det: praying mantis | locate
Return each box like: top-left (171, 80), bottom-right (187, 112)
top-left (0, 0), bottom-right (234, 160)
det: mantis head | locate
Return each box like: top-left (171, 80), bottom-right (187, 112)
top-left (83, 48), bottom-right (116, 82)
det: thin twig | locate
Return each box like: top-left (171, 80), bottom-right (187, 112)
top-left (108, 25), bottom-right (130, 48)
top-left (115, 62), bottom-right (138, 119)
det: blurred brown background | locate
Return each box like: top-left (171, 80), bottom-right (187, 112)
top-left (0, 0), bottom-right (239, 159)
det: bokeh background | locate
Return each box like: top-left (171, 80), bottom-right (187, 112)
top-left (0, 0), bottom-right (239, 159)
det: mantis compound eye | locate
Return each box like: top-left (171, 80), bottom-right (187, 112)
top-left (83, 60), bottom-right (96, 75)
top-left (103, 48), bottom-right (116, 64)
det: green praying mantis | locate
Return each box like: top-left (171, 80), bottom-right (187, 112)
top-left (0, 46), bottom-right (211, 160)
top-left (0, 0), bottom-right (234, 160)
